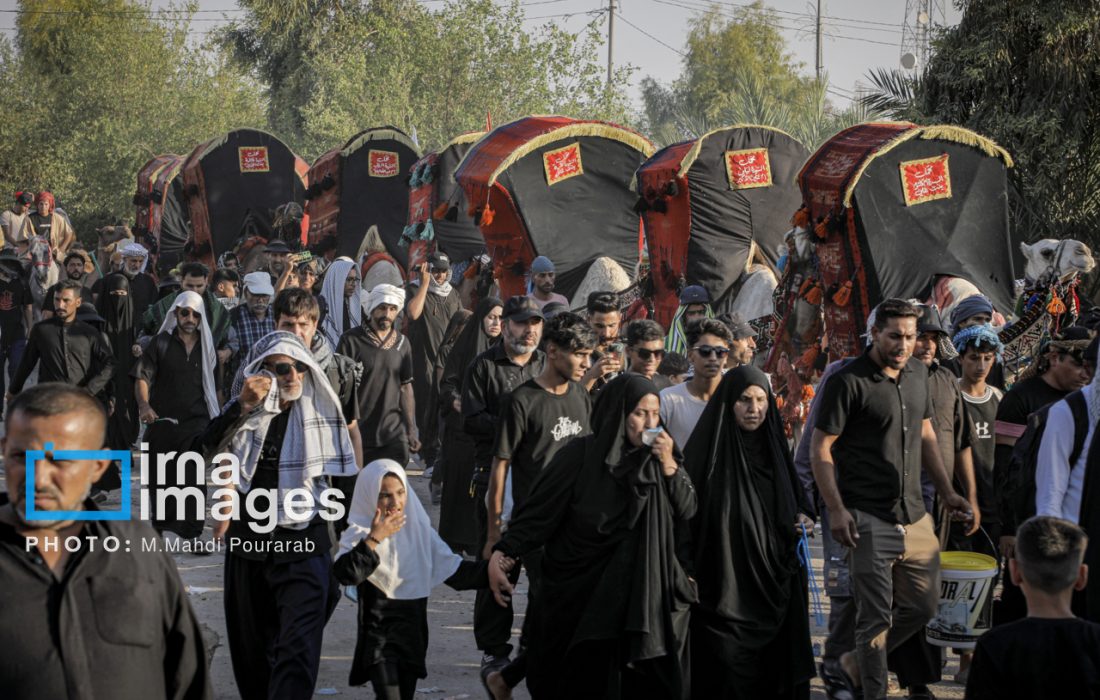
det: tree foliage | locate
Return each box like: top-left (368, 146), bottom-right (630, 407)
top-left (224, 0), bottom-right (634, 157)
top-left (863, 1), bottom-right (1100, 260)
top-left (0, 0), bottom-right (266, 237)
top-left (640, 3), bottom-right (875, 150)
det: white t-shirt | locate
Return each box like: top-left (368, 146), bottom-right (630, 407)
top-left (1036, 383), bottom-right (1095, 523)
top-left (659, 381), bottom-right (709, 451)
top-left (0, 209), bottom-right (26, 244)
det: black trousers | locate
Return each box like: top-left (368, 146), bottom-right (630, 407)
top-left (147, 418), bottom-right (208, 539)
top-left (473, 483), bottom-right (521, 658)
top-left (369, 661), bottom-right (419, 700)
top-left (224, 551), bottom-right (335, 700)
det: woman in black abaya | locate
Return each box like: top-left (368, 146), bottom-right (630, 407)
top-left (681, 366), bottom-right (815, 699)
top-left (488, 374), bottom-right (697, 700)
top-left (437, 297), bottom-right (502, 554)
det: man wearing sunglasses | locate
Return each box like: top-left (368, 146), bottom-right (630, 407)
top-left (623, 319), bottom-right (666, 383)
top-left (135, 291), bottom-right (221, 543)
top-left (659, 318), bottom-right (733, 450)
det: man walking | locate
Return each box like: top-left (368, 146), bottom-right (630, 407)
top-left (8, 280), bottom-right (114, 403)
top-left (405, 252), bottom-right (461, 471)
top-left (462, 295), bottom-right (545, 673)
top-left (135, 291), bottom-right (220, 542)
top-left (0, 383), bottom-right (210, 699)
top-left (811, 298), bottom-right (971, 699)
top-left (482, 312), bottom-right (595, 694)
top-left (199, 333), bottom-right (358, 700)
top-left (227, 271), bottom-right (276, 367)
top-left (580, 291), bottom-right (622, 392)
top-left (659, 318), bottom-right (732, 449)
top-left (622, 319), bottom-right (665, 381)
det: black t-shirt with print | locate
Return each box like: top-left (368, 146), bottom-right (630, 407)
top-left (494, 378), bottom-right (592, 507)
top-left (960, 384), bottom-right (1002, 522)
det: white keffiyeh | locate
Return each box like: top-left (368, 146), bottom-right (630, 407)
top-left (337, 459), bottom-right (461, 599)
top-left (321, 259), bottom-right (361, 348)
top-left (120, 241), bottom-right (149, 273)
top-left (157, 291), bottom-right (219, 418)
top-left (230, 332), bottom-right (358, 528)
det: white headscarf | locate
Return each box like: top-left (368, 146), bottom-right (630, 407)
top-left (366, 283), bottom-right (406, 315)
top-left (337, 459), bottom-right (462, 599)
top-left (320, 259), bottom-right (361, 348)
top-left (120, 241), bottom-right (149, 273)
top-left (157, 290), bottom-right (219, 418)
top-left (231, 332), bottom-right (358, 526)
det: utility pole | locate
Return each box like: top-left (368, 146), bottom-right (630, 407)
top-left (607, 0), bottom-right (616, 90)
top-left (814, 0), bottom-right (823, 81)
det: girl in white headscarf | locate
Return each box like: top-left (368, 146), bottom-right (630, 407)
top-left (320, 258), bottom-right (362, 348)
top-left (334, 459), bottom-right (511, 698)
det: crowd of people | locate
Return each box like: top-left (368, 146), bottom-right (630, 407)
top-left (1, 186), bottom-right (1099, 699)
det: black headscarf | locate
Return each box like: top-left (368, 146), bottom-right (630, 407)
top-left (578, 374), bottom-right (695, 663)
top-left (440, 296), bottom-right (502, 403)
top-left (682, 366), bottom-right (807, 639)
top-left (435, 308), bottom-right (472, 372)
top-left (96, 272), bottom-right (134, 338)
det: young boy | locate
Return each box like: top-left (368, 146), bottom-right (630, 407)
top-left (953, 324), bottom-right (1005, 682)
top-left (965, 516), bottom-right (1100, 699)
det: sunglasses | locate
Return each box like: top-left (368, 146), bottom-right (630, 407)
top-left (176, 308), bottom-right (199, 319)
top-left (266, 360), bottom-right (309, 376)
top-left (633, 347), bottom-right (665, 361)
top-left (693, 345), bottom-right (730, 359)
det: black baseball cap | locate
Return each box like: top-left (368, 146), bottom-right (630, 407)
top-left (502, 295), bottom-right (544, 323)
top-left (917, 304), bottom-right (948, 336)
top-left (680, 285), bottom-right (711, 306)
top-left (428, 252), bottom-right (451, 272)
top-left (266, 239), bottom-right (291, 254)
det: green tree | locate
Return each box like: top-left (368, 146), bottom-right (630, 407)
top-left (224, 0), bottom-right (634, 157)
top-left (640, 3), bottom-right (876, 149)
top-left (863, 2), bottom-right (1100, 268)
top-left (0, 0), bottom-right (266, 238)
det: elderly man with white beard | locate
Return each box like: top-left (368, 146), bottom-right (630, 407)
top-left (93, 241), bottom-right (158, 319)
top-left (197, 332), bottom-right (358, 700)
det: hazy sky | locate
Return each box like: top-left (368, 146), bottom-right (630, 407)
top-left (0, 0), bottom-right (962, 109)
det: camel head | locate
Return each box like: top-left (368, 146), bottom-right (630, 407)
top-left (1021, 239), bottom-right (1096, 284)
top-left (96, 224), bottom-right (132, 249)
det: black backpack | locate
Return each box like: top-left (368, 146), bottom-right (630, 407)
top-left (998, 390), bottom-right (1088, 531)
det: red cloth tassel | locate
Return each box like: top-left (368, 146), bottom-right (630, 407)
top-left (433, 202), bottom-right (450, 220)
top-left (480, 205), bottom-right (495, 227)
top-left (791, 207), bottom-right (810, 230)
top-left (813, 220), bottom-right (829, 240)
top-left (804, 283), bottom-right (823, 305)
top-left (833, 281), bottom-right (852, 306)
top-left (795, 346), bottom-right (819, 372)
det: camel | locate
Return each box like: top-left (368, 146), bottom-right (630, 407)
top-left (930, 238), bottom-right (1095, 326)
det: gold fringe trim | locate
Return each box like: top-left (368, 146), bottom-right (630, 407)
top-left (484, 121), bottom-right (655, 187)
top-left (443, 131), bottom-right (486, 151)
top-left (342, 128), bottom-right (422, 158)
top-left (677, 124), bottom-right (801, 178)
top-left (916, 125), bottom-right (1014, 168)
top-left (840, 122), bottom-right (921, 208)
top-left (192, 128), bottom-right (288, 163)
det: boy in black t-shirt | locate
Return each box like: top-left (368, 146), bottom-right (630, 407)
top-left (966, 516), bottom-right (1100, 700)
top-left (483, 312), bottom-right (597, 696)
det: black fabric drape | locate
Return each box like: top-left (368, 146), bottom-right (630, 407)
top-left (681, 365), bottom-right (815, 695)
top-left (495, 374), bottom-right (697, 699)
top-left (97, 273), bottom-right (138, 451)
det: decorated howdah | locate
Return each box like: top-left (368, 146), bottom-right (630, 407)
top-left (765, 122), bottom-right (1015, 428)
top-left (306, 127), bottom-right (422, 267)
top-left (180, 129), bottom-right (309, 270)
top-left (634, 125), bottom-right (810, 327)
top-left (404, 131), bottom-right (487, 272)
top-left (133, 154), bottom-right (188, 275)
top-left (454, 115), bottom-right (655, 300)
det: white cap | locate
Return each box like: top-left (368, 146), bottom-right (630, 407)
top-left (243, 271), bottom-right (274, 297)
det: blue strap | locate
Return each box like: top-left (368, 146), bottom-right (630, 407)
top-left (798, 523), bottom-right (826, 627)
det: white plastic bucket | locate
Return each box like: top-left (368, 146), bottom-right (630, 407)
top-left (925, 551), bottom-right (998, 649)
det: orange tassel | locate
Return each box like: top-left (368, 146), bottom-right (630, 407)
top-left (814, 220), bottom-right (829, 239)
top-left (801, 384), bottom-right (815, 402)
top-left (833, 280), bottom-right (852, 306)
top-left (776, 395), bottom-right (785, 410)
top-left (433, 202), bottom-right (449, 220)
top-left (1048, 291), bottom-right (1067, 315)
top-left (481, 205), bottom-right (495, 227)
top-left (791, 207), bottom-right (810, 230)
top-left (796, 346), bottom-right (819, 371)
top-left (798, 278), bottom-right (815, 297)
top-left (804, 283), bottom-right (823, 305)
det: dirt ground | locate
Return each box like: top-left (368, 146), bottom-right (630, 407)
top-left (4, 442), bottom-right (968, 699)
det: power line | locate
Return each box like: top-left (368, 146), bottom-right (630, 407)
top-left (0, 7), bottom-right (242, 16)
top-left (617, 13), bottom-right (687, 57)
